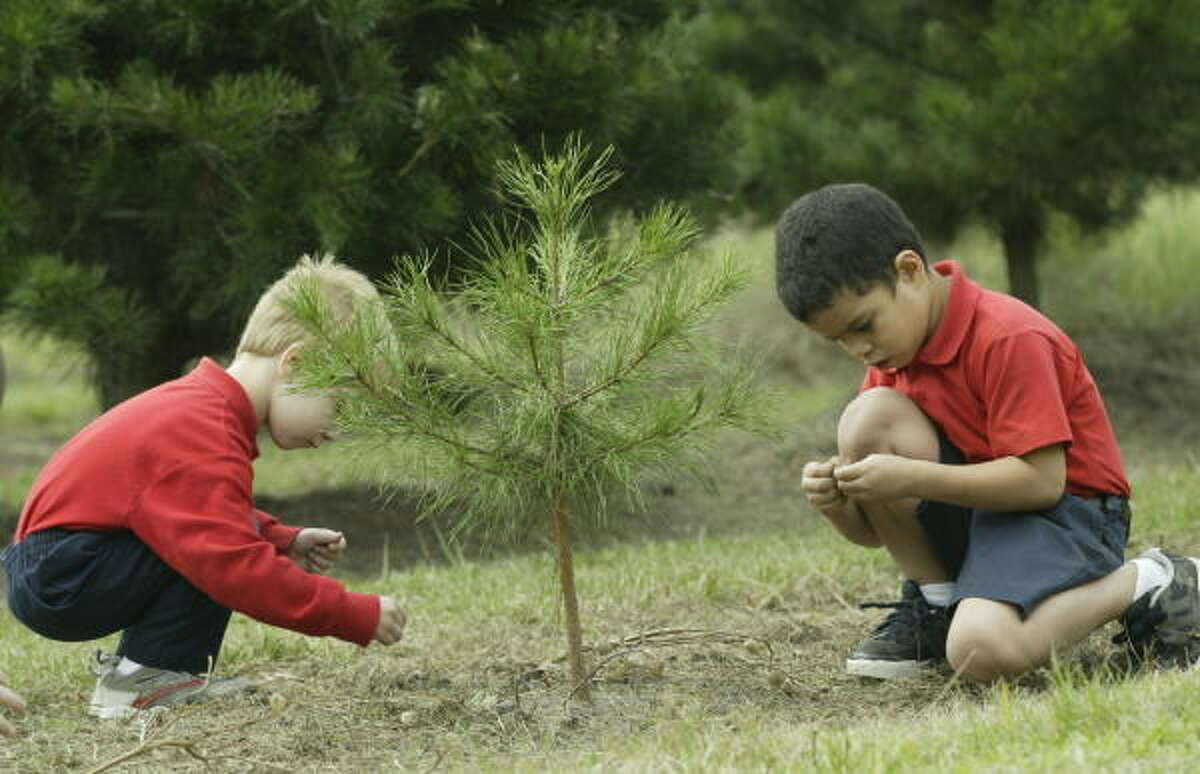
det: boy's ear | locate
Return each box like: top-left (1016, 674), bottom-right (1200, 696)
top-left (893, 250), bottom-right (925, 282)
top-left (277, 342), bottom-right (305, 378)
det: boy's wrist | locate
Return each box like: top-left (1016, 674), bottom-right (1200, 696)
top-left (905, 458), bottom-right (935, 502)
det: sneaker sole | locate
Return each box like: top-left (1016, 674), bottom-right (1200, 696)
top-left (89, 702), bottom-right (139, 720)
top-left (845, 657), bottom-right (931, 680)
top-left (89, 676), bottom-right (256, 719)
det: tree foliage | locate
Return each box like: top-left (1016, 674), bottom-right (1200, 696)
top-left (697, 0), bottom-right (1200, 306)
top-left (289, 139), bottom-right (767, 698)
top-left (0, 0), bottom-right (734, 406)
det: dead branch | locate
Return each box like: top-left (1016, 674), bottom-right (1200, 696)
top-left (84, 714), bottom-right (268, 774)
top-left (810, 568), bottom-right (860, 613)
top-left (563, 626), bottom-right (789, 707)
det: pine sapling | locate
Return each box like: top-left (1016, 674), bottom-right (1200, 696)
top-left (290, 139), bottom-right (767, 701)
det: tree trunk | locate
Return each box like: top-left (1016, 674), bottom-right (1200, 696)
top-left (999, 211), bottom-right (1044, 309)
top-left (91, 320), bottom-right (224, 410)
top-left (552, 498), bottom-right (590, 702)
top-left (93, 345), bottom-right (185, 410)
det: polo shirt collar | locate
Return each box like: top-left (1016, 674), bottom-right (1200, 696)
top-left (912, 260), bottom-right (979, 366)
top-left (192, 357), bottom-right (261, 450)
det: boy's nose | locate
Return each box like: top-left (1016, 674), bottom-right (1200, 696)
top-left (842, 339), bottom-right (872, 360)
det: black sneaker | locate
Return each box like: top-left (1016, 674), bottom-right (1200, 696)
top-left (846, 580), bottom-right (951, 679)
top-left (1113, 548), bottom-right (1200, 669)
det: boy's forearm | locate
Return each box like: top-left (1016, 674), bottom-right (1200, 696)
top-left (909, 454), bottom-right (1063, 512)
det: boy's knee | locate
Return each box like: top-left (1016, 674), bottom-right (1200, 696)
top-left (946, 622), bottom-right (1031, 682)
top-left (837, 387), bottom-right (938, 462)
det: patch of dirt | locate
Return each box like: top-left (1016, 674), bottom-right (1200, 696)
top-left (20, 601), bottom-right (1151, 773)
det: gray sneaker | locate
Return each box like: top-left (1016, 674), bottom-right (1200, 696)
top-left (1115, 548), bottom-right (1200, 668)
top-left (89, 652), bottom-right (255, 719)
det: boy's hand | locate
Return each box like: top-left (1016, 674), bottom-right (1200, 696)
top-left (801, 455), bottom-right (850, 514)
top-left (374, 597), bottom-right (407, 645)
top-left (287, 528), bottom-right (347, 574)
top-left (0, 671), bottom-right (25, 738)
top-left (833, 453), bottom-right (915, 502)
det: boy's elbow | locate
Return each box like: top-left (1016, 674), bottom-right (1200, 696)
top-left (1029, 475), bottom-right (1066, 510)
top-left (1019, 445), bottom-right (1067, 509)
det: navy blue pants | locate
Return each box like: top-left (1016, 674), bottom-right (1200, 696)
top-left (2, 529), bottom-right (230, 674)
top-left (917, 435), bottom-right (1129, 615)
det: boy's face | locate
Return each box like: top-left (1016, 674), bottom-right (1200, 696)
top-left (804, 250), bottom-right (940, 371)
top-left (266, 348), bottom-right (340, 450)
top-left (268, 385), bottom-right (339, 450)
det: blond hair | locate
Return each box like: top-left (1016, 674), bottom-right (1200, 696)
top-left (236, 254), bottom-right (379, 356)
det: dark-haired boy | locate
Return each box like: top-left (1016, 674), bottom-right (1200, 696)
top-left (776, 183), bottom-right (1200, 681)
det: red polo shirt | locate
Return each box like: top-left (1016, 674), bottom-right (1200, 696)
top-left (862, 261), bottom-right (1129, 498)
top-left (14, 358), bottom-right (380, 645)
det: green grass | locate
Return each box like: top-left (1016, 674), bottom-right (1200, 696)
top-left (0, 334), bottom-right (97, 432)
top-left (2, 190), bottom-right (1200, 770)
top-left (1040, 188), bottom-right (1200, 328)
top-left (2, 457), bottom-right (1199, 771)
top-left (521, 668), bottom-right (1200, 772)
top-left (0, 335), bottom-right (100, 532)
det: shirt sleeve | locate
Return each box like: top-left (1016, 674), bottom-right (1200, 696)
top-left (129, 455), bottom-right (379, 646)
top-left (254, 508), bottom-right (301, 553)
top-left (980, 330), bottom-right (1073, 459)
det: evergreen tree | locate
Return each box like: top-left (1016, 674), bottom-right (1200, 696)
top-left (697, 0), bottom-right (1200, 306)
top-left (289, 140), bottom-right (766, 700)
top-left (0, 0), bottom-right (735, 407)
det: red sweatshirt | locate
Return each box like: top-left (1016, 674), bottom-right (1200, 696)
top-left (13, 358), bottom-right (379, 645)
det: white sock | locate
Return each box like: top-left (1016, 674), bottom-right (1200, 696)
top-left (1131, 557), bottom-right (1171, 601)
top-left (919, 582), bottom-right (956, 608)
top-left (115, 657), bottom-right (146, 676)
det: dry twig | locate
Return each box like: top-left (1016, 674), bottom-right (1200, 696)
top-left (810, 568), bottom-right (860, 614)
top-left (930, 648), bottom-right (976, 706)
top-left (84, 714), bottom-right (272, 774)
top-left (563, 626), bottom-right (788, 707)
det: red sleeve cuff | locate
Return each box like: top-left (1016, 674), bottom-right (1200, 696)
top-left (342, 592), bottom-right (381, 646)
top-left (254, 509), bottom-right (301, 553)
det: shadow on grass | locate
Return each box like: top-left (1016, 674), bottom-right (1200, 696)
top-left (252, 479), bottom-right (784, 580)
top-left (0, 401), bottom-right (837, 581)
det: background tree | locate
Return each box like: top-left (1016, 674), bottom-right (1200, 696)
top-left (695, 0), bottom-right (1200, 306)
top-left (0, 0), bottom-right (734, 407)
top-left (290, 141), bottom-right (766, 700)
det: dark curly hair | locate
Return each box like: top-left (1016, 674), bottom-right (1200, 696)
top-left (775, 183), bottom-right (926, 322)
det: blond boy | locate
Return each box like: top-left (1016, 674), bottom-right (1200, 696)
top-left (2, 255), bottom-right (406, 717)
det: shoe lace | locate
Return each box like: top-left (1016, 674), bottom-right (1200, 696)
top-left (1112, 611), bottom-right (1165, 647)
top-left (1112, 593), bottom-right (1166, 649)
top-left (860, 597), bottom-right (926, 637)
top-left (91, 650), bottom-right (121, 677)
